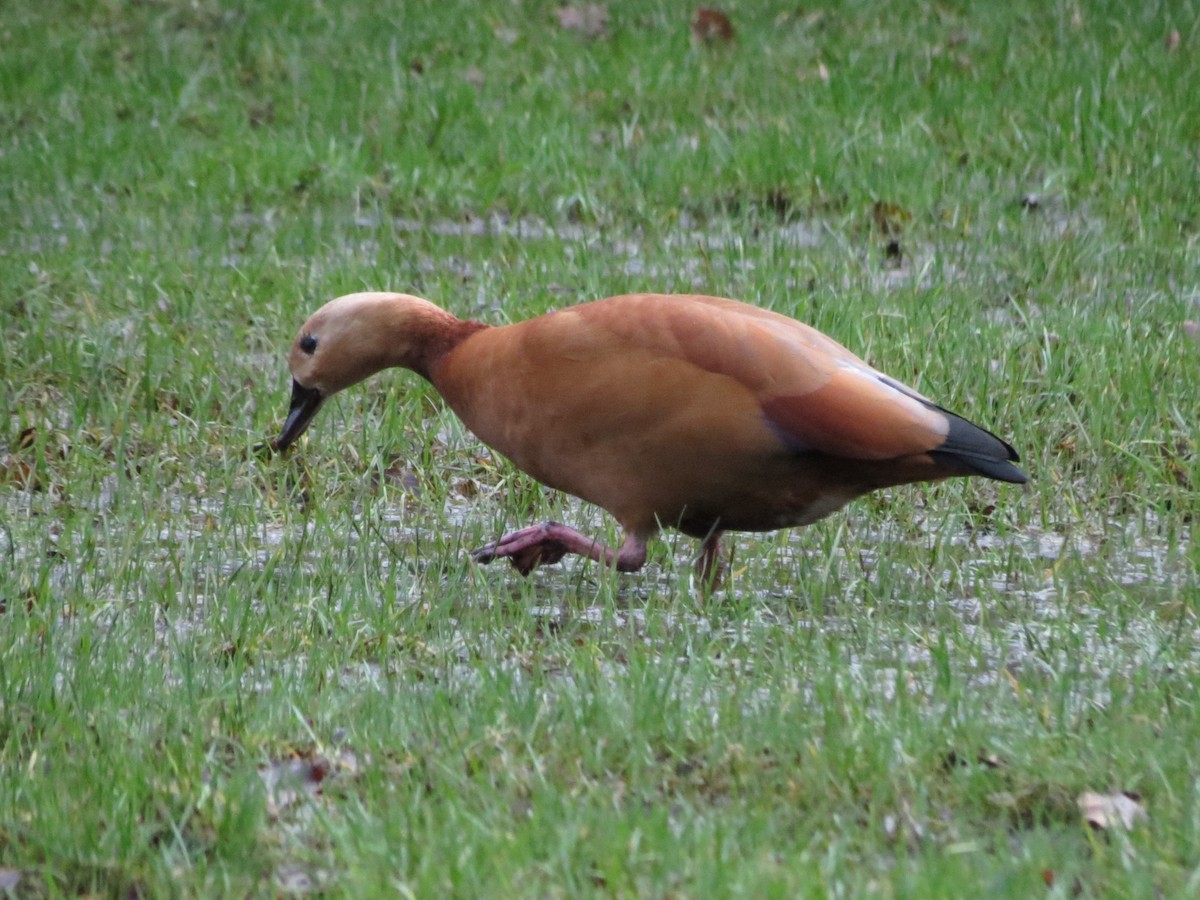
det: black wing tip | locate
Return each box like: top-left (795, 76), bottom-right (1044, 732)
top-left (930, 449), bottom-right (1028, 484)
top-left (933, 415), bottom-right (1029, 485)
top-left (993, 436), bottom-right (1029, 484)
top-left (980, 459), bottom-right (1029, 484)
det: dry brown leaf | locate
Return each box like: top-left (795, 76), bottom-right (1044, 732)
top-left (1159, 440), bottom-right (1192, 489)
top-left (871, 200), bottom-right (911, 236)
top-left (2, 426), bottom-right (45, 489)
top-left (1077, 790), bottom-right (1147, 831)
top-left (0, 455), bottom-right (38, 490)
top-left (557, 4), bottom-right (609, 39)
top-left (691, 8), bottom-right (734, 44)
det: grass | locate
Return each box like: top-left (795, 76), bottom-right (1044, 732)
top-left (2, 0), bottom-right (1199, 895)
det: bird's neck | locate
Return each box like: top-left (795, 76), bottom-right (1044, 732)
top-left (401, 305), bottom-right (489, 381)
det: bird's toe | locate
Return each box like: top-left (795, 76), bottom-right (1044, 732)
top-left (470, 542), bottom-right (500, 565)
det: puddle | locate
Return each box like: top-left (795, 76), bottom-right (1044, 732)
top-left (4, 465), bottom-right (1194, 736)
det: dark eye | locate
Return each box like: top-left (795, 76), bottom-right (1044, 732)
top-left (299, 334), bottom-right (318, 354)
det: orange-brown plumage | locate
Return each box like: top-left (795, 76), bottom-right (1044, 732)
top-left (277, 292), bottom-right (1025, 583)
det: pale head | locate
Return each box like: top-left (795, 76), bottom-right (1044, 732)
top-left (276, 292), bottom-right (458, 450)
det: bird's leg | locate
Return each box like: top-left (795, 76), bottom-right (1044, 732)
top-left (695, 530), bottom-right (726, 590)
top-left (472, 522), bottom-right (648, 576)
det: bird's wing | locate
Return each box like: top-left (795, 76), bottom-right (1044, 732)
top-left (575, 294), bottom-right (953, 461)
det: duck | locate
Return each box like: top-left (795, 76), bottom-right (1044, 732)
top-left (275, 292), bottom-right (1026, 584)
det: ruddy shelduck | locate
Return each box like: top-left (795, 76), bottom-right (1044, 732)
top-left (276, 292), bottom-right (1026, 583)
